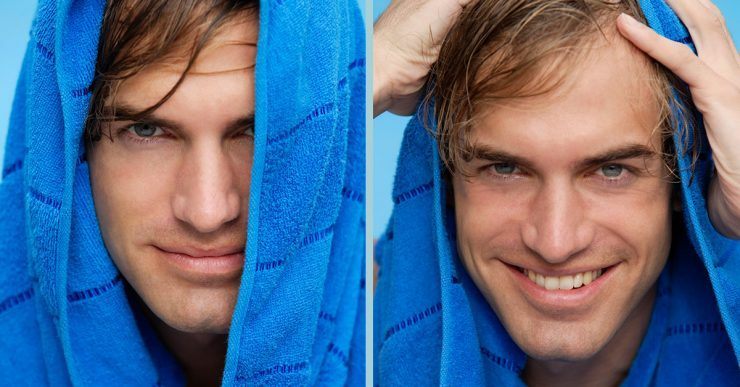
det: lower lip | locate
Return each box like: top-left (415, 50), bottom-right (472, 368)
top-left (507, 263), bottom-right (617, 312)
top-left (157, 248), bottom-right (245, 280)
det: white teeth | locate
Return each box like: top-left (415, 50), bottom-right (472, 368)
top-left (559, 276), bottom-right (574, 290)
top-left (573, 273), bottom-right (583, 288)
top-left (544, 276), bottom-right (559, 290)
top-left (583, 271), bottom-right (592, 285)
top-left (523, 267), bottom-right (605, 290)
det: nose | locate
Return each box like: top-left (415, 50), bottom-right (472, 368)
top-left (172, 140), bottom-right (242, 234)
top-left (521, 179), bottom-right (594, 263)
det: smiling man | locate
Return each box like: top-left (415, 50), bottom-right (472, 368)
top-left (448, 32), bottom-right (674, 382)
top-left (374, 0), bottom-right (739, 385)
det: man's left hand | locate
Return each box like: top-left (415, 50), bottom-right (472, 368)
top-left (617, 0), bottom-right (740, 239)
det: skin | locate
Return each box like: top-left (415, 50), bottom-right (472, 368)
top-left (452, 35), bottom-right (672, 385)
top-left (373, 0), bottom-right (472, 116)
top-left (88, 16), bottom-right (258, 386)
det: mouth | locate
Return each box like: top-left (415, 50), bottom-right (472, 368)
top-left (519, 266), bottom-right (611, 291)
top-left (154, 245), bottom-right (245, 283)
top-left (505, 262), bottom-right (618, 311)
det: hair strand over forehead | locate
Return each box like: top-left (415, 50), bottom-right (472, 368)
top-left (427, 0), bottom-right (698, 181)
top-left (85, 0), bottom-right (258, 144)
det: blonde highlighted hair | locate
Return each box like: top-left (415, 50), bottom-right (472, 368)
top-left (428, 0), bottom-right (696, 179)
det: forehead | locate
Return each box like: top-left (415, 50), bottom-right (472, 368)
top-left (470, 34), bottom-right (662, 159)
top-left (110, 17), bottom-right (259, 109)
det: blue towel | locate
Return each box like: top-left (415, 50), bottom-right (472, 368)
top-left (374, 0), bottom-right (739, 385)
top-left (0, 0), bottom-right (365, 385)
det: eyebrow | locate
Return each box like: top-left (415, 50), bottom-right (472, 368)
top-left (104, 103), bottom-right (255, 134)
top-left (468, 143), bottom-right (659, 171)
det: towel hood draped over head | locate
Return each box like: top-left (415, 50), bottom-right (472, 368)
top-left (0, 0), bottom-right (365, 385)
top-left (374, 0), bottom-right (739, 385)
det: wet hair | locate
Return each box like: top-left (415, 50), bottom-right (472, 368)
top-left (429, 0), bottom-right (696, 179)
top-left (85, 0), bottom-right (258, 143)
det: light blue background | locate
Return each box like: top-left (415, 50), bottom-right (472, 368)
top-left (372, 0), bottom-right (740, 237)
top-left (0, 2), bottom-right (36, 165)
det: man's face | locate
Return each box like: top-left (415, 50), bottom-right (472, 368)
top-left (452, 37), bottom-right (673, 361)
top-left (88, 17), bottom-right (258, 334)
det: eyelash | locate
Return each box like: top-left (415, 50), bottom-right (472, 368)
top-left (117, 123), bottom-right (255, 145)
top-left (483, 162), bottom-right (636, 185)
top-left (117, 123), bottom-right (169, 145)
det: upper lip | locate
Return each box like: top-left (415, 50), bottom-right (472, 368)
top-left (155, 244), bottom-right (245, 258)
top-left (505, 261), bottom-right (616, 277)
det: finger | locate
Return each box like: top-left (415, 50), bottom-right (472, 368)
top-left (616, 13), bottom-right (721, 89)
top-left (664, 0), bottom-right (738, 76)
top-left (696, 0), bottom-right (740, 66)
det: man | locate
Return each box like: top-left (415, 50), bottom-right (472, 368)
top-left (0, 0), bottom-right (365, 385)
top-left (374, 0), bottom-right (738, 385)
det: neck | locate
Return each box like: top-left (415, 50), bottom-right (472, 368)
top-left (522, 285), bottom-right (656, 387)
top-left (140, 302), bottom-right (228, 387)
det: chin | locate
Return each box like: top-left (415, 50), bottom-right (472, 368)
top-left (159, 306), bottom-right (234, 334)
top-left (143, 285), bottom-right (239, 334)
top-left (518, 336), bottom-right (606, 362)
top-left (506, 317), bottom-right (615, 362)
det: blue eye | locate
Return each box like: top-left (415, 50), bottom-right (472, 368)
top-left (600, 164), bottom-right (623, 178)
top-left (128, 123), bottom-right (162, 137)
top-left (493, 163), bottom-right (517, 175)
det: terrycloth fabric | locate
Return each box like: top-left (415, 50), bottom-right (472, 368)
top-left (0, 0), bottom-right (365, 385)
top-left (374, 0), bottom-right (739, 385)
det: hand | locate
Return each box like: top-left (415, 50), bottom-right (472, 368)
top-left (373, 0), bottom-right (471, 117)
top-left (616, 0), bottom-right (740, 239)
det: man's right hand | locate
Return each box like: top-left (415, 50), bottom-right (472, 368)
top-left (373, 0), bottom-right (472, 117)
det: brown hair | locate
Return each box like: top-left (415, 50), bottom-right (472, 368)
top-left (85, 0), bottom-right (258, 143)
top-left (429, 0), bottom-right (696, 179)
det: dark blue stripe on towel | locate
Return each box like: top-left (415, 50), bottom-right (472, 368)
top-left (0, 287), bottom-right (35, 315)
top-left (666, 321), bottom-right (724, 336)
top-left (384, 301), bottom-right (443, 342)
top-left (300, 224), bottom-right (335, 248)
top-left (267, 103), bottom-right (335, 145)
top-left (29, 188), bottom-right (61, 209)
top-left (393, 181), bottom-right (434, 204)
top-left (480, 346), bottom-right (521, 373)
top-left (236, 361), bottom-right (309, 381)
top-left (341, 186), bottom-right (364, 203)
top-left (67, 275), bottom-right (123, 303)
top-left (2, 159), bottom-right (23, 178)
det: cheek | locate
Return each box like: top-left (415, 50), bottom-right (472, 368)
top-left (586, 180), bottom-right (672, 262)
top-left (452, 177), bottom-right (529, 259)
top-left (229, 140), bottom-right (254, 197)
top-left (88, 142), bottom-right (179, 251)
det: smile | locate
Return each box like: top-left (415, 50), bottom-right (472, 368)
top-left (504, 262), bottom-right (620, 312)
top-left (521, 268), bottom-right (606, 290)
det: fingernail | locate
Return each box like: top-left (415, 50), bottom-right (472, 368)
top-left (620, 13), bottom-right (643, 28)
